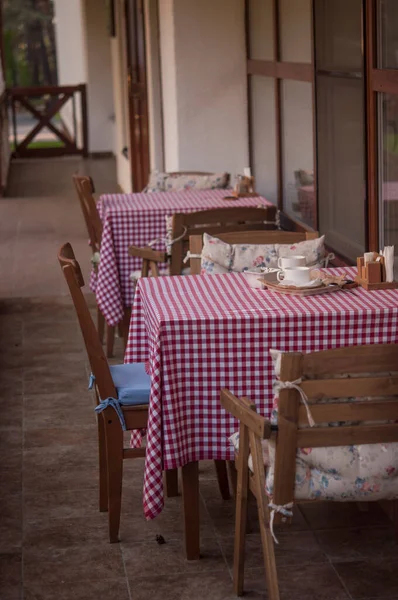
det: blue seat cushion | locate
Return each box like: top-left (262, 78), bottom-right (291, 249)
top-left (109, 363), bottom-right (150, 406)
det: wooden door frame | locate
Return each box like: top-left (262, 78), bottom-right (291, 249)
top-left (124, 0), bottom-right (150, 192)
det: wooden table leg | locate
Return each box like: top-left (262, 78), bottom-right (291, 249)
top-left (164, 468), bottom-right (179, 497)
top-left (181, 461), bottom-right (200, 560)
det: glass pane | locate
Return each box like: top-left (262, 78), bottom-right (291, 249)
top-left (281, 80), bottom-right (314, 227)
top-left (379, 93), bottom-right (398, 276)
top-left (279, 0), bottom-right (312, 63)
top-left (378, 0), bottom-right (398, 69)
top-left (250, 76), bottom-right (277, 204)
top-left (248, 0), bottom-right (274, 61)
top-left (317, 77), bottom-right (366, 261)
top-left (314, 0), bottom-right (363, 72)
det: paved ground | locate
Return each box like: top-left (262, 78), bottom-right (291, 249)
top-left (1, 158), bottom-right (398, 600)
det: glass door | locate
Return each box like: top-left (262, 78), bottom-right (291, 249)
top-left (314, 0), bottom-right (366, 262)
top-left (376, 0), bottom-right (398, 273)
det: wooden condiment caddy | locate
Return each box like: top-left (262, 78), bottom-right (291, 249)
top-left (232, 175), bottom-right (258, 198)
top-left (355, 254), bottom-right (398, 290)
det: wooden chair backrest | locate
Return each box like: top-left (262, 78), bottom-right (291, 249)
top-left (58, 242), bottom-right (116, 400)
top-left (189, 229), bottom-right (318, 275)
top-left (72, 175), bottom-right (102, 253)
top-left (169, 205), bottom-right (277, 275)
top-left (221, 343), bottom-right (398, 522)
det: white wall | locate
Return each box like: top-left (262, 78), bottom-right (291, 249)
top-left (145, 0), bottom-right (164, 171)
top-left (81, 0), bottom-right (115, 153)
top-left (159, 0), bottom-right (249, 175)
top-left (53, 0), bottom-right (86, 144)
top-left (53, 0), bottom-right (114, 154)
top-left (110, 0), bottom-right (132, 192)
top-left (53, 0), bottom-right (86, 85)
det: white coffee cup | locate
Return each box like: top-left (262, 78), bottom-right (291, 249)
top-left (277, 255), bottom-right (306, 269)
top-left (277, 266), bottom-right (312, 286)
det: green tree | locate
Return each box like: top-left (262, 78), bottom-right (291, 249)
top-left (3, 0), bottom-right (58, 87)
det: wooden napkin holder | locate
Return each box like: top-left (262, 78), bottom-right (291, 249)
top-left (232, 175), bottom-right (258, 198)
top-left (355, 255), bottom-right (398, 290)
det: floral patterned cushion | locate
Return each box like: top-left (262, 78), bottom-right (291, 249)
top-left (201, 234), bottom-right (326, 275)
top-left (275, 235), bottom-right (326, 268)
top-left (164, 172), bottom-right (229, 192)
top-left (294, 169), bottom-right (314, 187)
top-left (145, 170), bottom-right (168, 193)
top-left (228, 349), bottom-right (398, 503)
top-left (145, 172), bottom-right (229, 193)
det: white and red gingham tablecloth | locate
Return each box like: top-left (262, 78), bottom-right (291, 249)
top-left (124, 268), bottom-right (398, 520)
top-left (92, 189), bottom-right (272, 326)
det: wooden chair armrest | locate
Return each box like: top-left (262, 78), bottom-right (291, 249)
top-left (128, 245), bottom-right (167, 262)
top-left (220, 389), bottom-right (272, 439)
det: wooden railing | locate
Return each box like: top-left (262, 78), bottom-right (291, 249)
top-left (8, 84), bottom-right (88, 159)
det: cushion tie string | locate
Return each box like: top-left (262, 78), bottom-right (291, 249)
top-left (147, 226), bottom-right (188, 249)
top-left (91, 251), bottom-right (101, 266)
top-left (268, 502), bottom-right (294, 544)
top-left (183, 251), bottom-right (202, 264)
top-left (88, 373), bottom-right (96, 390)
top-left (94, 398), bottom-right (127, 431)
top-left (323, 252), bottom-right (335, 268)
top-left (274, 378), bottom-right (315, 427)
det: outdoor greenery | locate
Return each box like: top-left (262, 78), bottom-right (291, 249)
top-left (3, 0), bottom-right (58, 88)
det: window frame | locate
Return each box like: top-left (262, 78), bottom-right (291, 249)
top-left (246, 0), bottom-right (398, 257)
top-left (245, 0), bottom-right (317, 231)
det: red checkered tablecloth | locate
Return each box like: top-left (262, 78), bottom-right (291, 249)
top-left (124, 268), bottom-right (398, 520)
top-left (92, 189), bottom-right (272, 325)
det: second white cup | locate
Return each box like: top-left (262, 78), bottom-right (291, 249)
top-left (277, 255), bottom-right (306, 269)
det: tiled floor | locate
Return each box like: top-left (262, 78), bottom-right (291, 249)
top-left (1, 159), bottom-right (398, 600)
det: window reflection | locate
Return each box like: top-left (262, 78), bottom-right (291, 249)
top-left (281, 80), bottom-right (315, 228)
top-left (378, 0), bottom-right (398, 69)
top-left (379, 93), bottom-right (398, 275)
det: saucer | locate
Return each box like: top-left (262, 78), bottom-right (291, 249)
top-left (277, 278), bottom-right (323, 289)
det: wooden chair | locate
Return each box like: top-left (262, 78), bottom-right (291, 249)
top-left (129, 205), bottom-right (278, 277)
top-left (72, 174), bottom-right (118, 358)
top-left (221, 344), bottom-right (398, 598)
top-left (189, 230), bottom-right (319, 275)
top-left (58, 242), bottom-right (178, 542)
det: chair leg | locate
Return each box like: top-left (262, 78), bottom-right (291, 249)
top-left (117, 322), bottom-right (124, 338)
top-left (106, 325), bottom-right (115, 358)
top-left (228, 460), bottom-right (237, 498)
top-left (98, 414), bottom-right (108, 512)
top-left (214, 460), bottom-right (230, 500)
top-left (97, 307), bottom-right (105, 344)
top-left (233, 445), bottom-right (250, 595)
top-left (181, 461), bottom-right (200, 560)
top-left (164, 468), bottom-right (179, 497)
top-left (104, 408), bottom-right (124, 543)
top-left (249, 431), bottom-right (280, 600)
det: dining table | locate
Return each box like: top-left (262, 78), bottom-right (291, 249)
top-left (91, 188), bottom-right (273, 327)
top-left (124, 267), bottom-right (398, 559)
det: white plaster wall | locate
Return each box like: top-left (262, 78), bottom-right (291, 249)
top-left (82, 0), bottom-right (115, 153)
top-left (145, 0), bottom-right (164, 171)
top-left (159, 0), bottom-right (249, 175)
top-left (110, 0), bottom-right (132, 192)
top-left (158, 0), bottom-right (179, 170)
top-left (53, 0), bottom-right (86, 144)
top-left (53, 0), bottom-right (86, 84)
